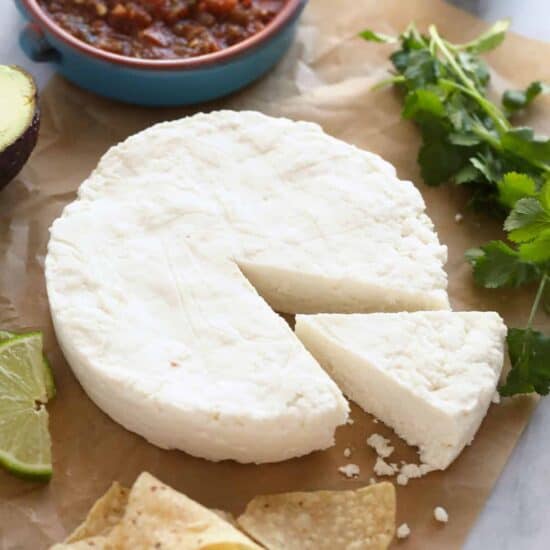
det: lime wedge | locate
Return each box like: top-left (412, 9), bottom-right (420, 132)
top-left (0, 330), bottom-right (55, 399)
top-left (0, 333), bottom-right (52, 480)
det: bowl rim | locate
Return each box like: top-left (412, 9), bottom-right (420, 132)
top-left (19, 0), bottom-right (304, 71)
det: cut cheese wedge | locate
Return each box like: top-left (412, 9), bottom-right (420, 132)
top-left (45, 111), bottom-right (449, 463)
top-left (295, 311), bottom-right (506, 469)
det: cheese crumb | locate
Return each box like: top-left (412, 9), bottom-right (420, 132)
top-left (396, 523), bottom-right (411, 539)
top-left (434, 506), bottom-right (449, 523)
top-left (338, 464), bottom-right (360, 478)
top-left (373, 418), bottom-right (379, 424)
top-left (396, 473), bottom-right (408, 486)
top-left (373, 457), bottom-right (397, 477)
top-left (366, 433), bottom-right (394, 458)
top-left (455, 213), bottom-right (463, 223)
top-left (492, 391), bottom-right (501, 404)
top-left (343, 447), bottom-right (352, 458)
top-left (396, 462), bottom-right (433, 485)
top-left (402, 463), bottom-right (432, 477)
top-left (347, 417), bottom-right (355, 426)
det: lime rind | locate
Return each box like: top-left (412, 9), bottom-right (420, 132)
top-left (0, 405), bottom-right (51, 481)
top-left (0, 449), bottom-right (52, 481)
top-left (41, 356), bottom-right (56, 400)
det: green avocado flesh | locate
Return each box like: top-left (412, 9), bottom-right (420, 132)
top-left (0, 65), bottom-right (39, 188)
top-left (0, 66), bottom-right (36, 149)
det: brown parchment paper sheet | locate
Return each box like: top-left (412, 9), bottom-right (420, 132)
top-left (1, 0), bottom-right (549, 548)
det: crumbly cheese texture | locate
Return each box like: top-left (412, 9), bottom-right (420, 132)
top-left (367, 433), bottom-right (394, 459)
top-left (396, 523), bottom-right (411, 539)
top-left (373, 458), bottom-right (398, 477)
top-left (295, 311), bottom-right (506, 469)
top-left (434, 506), bottom-right (449, 523)
top-left (338, 464), bottom-right (361, 478)
top-left (46, 111), bottom-right (448, 463)
top-left (396, 463), bottom-right (433, 486)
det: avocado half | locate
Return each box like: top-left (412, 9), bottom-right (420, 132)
top-left (0, 65), bottom-right (40, 189)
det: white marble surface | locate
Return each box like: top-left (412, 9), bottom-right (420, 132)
top-left (1, 1), bottom-right (549, 549)
top-left (448, 0), bottom-right (550, 41)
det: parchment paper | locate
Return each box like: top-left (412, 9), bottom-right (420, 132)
top-left (1, 0), bottom-right (549, 548)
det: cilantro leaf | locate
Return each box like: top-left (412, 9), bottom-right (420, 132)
top-left (402, 89), bottom-right (446, 122)
top-left (454, 163), bottom-right (481, 184)
top-left (448, 133), bottom-right (482, 146)
top-left (462, 19), bottom-right (510, 54)
top-left (500, 329), bottom-right (550, 396)
top-left (470, 155), bottom-right (501, 184)
top-left (401, 49), bottom-right (443, 88)
top-left (503, 81), bottom-right (550, 113)
top-left (504, 197), bottom-right (550, 243)
top-left (457, 52), bottom-right (490, 90)
top-left (519, 229), bottom-right (550, 263)
top-left (540, 181), bottom-right (550, 211)
top-left (418, 140), bottom-right (467, 186)
top-left (359, 29), bottom-right (397, 44)
top-left (501, 128), bottom-right (550, 170)
top-left (390, 50), bottom-right (410, 74)
top-left (497, 172), bottom-right (537, 208)
top-left (466, 241), bottom-right (541, 288)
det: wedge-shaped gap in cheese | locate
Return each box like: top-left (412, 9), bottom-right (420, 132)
top-left (295, 311), bottom-right (506, 469)
top-left (46, 111), bottom-right (448, 463)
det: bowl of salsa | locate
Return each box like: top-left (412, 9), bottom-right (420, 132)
top-left (16, 0), bottom-right (307, 105)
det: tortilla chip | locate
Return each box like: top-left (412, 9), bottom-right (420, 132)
top-left (50, 535), bottom-right (109, 549)
top-left (237, 482), bottom-right (395, 550)
top-left (107, 472), bottom-right (262, 549)
top-left (212, 509), bottom-right (239, 527)
top-left (64, 482), bottom-right (129, 543)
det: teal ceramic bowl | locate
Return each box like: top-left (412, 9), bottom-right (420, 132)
top-left (16, 0), bottom-right (307, 106)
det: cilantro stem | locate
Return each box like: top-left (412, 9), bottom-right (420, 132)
top-left (371, 75), bottom-right (406, 91)
top-left (471, 120), bottom-right (550, 173)
top-left (471, 123), bottom-right (501, 150)
top-left (429, 27), bottom-right (510, 134)
top-left (527, 273), bottom-right (548, 330)
top-left (428, 26), bottom-right (477, 91)
top-left (406, 22), bottom-right (428, 48)
top-left (515, 273), bottom-right (548, 385)
top-left (438, 78), bottom-right (510, 134)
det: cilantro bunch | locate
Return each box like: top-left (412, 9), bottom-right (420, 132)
top-left (361, 21), bottom-right (550, 396)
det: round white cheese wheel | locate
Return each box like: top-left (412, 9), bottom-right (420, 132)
top-left (45, 111), bottom-right (448, 463)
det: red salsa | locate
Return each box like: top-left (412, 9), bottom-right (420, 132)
top-left (38, 0), bottom-right (286, 59)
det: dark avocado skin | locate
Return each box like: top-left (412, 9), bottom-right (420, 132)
top-left (0, 109), bottom-right (40, 190)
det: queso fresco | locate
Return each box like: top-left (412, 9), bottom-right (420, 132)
top-left (37, 0), bottom-right (285, 59)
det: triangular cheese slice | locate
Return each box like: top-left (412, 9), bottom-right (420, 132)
top-left (295, 311), bottom-right (507, 469)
